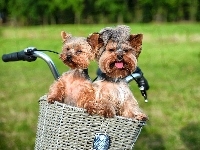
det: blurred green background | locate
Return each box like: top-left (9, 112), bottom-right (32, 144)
top-left (1, 0), bottom-right (200, 150)
top-left (1, 0), bottom-right (200, 25)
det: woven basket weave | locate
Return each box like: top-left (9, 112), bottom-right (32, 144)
top-left (35, 95), bottom-right (146, 150)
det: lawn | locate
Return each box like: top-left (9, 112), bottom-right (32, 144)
top-left (0, 23), bottom-right (200, 150)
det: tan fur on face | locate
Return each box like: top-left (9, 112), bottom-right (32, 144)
top-left (60, 32), bottom-right (94, 69)
top-left (88, 32), bottom-right (143, 78)
top-left (99, 40), bottom-right (137, 78)
top-left (88, 33), bottom-right (143, 60)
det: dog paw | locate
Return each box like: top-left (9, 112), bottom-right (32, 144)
top-left (135, 113), bottom-right (148, 121)
top-left (103, 111), bottom-right (115, 118)
top-left (98, 106), bottom-right (116, 118)
top-left (85, 107), bottom-right (97, 116)
top-left (85, 103), bottom-right (115, 118)
top-left (47, 98), bottom-right (55, 104)
top-left (47, 97), bottom-right (62, 104)
top-left (47, 95), bottom-right (63, 104)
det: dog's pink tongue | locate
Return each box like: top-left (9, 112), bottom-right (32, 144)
top-left (115, 62), bottom-right (124, 68)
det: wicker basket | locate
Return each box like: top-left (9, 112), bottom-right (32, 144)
top-left (35, 95), bottom-right (146, 150)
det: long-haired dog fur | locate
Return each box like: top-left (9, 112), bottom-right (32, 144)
top-left (87, 25), bottom-right (148, 120)
top-left (47, 31), bottom-right (95, 110)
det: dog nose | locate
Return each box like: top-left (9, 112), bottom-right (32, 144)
top-left (116, 49), bottom-right (123, 61)
top-left (67, 55), bottom-right (72, 60)
top-left (117, 55), bottom-right (123, 61)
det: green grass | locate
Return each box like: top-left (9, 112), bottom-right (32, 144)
top-left (0, 23), bottom-right (200, 150)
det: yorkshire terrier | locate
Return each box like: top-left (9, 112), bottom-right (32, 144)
top-left (87, 25), bottom-right (148, 121)
top-left (47, 31), bottom-right (95, 110)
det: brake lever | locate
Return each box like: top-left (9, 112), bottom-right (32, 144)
top-left (139, 86), bottom-right (148, 103)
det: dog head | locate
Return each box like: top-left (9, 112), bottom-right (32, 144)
top-left (87, 25), bottom-right (143, 78)
top-left (60, 31), bottom-right (94, 69)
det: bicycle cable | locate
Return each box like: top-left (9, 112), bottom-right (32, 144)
top-left (36, 50), bottom-right (59, 54)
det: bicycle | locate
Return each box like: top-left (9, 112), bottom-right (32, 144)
top-left (2, 47), bottom-right (148, 150)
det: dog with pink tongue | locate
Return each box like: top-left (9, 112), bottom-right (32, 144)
top-left (87, 25), bottom-right (148, 120)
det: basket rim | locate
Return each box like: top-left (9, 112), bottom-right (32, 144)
top-left (39, 95), bottom-right (146, 125)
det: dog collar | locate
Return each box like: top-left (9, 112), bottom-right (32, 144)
top-left (82, 68), bottom-right (91, 81)
top-left (99, 73), bottom-right (123, 83)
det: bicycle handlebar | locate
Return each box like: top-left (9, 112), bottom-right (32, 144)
top-left (33, 51), bottom-right (60, 79)
top-left (2, 48), bottom-right (37, 62)
top-left (2, 47), bottom-right (60, 80)
top-left (2, 47), bottom-right (147, 102)
top-left (125, 73), bottom-right (148, 102)
top-left (125, 73), bottom-right (141, 82)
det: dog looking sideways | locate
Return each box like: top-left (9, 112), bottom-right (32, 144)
top-left (47, 31), bottom-right (96, 112)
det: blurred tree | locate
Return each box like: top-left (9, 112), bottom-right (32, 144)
top-left (7, 0), bottom-right (44, 25)
top-left (82, 0), bottom-right (95, 23)
top-left (127, 0), bottom-right (146, 23)
top-left (190, 0), bottom-right (198, 22)
top-left (138, 0), bottom-right (153, 23)
top-left (161, 0), bottom-right (184, 22)
top-left (95, 0), bottom-right (128, 23)
top-left (196, 0), bottom-right (200, 21)
top-left (71, 0), bottom-right (84, 24)
top-left (0, 0), bottom-right (8, 23)
top-left (1, 0), bottom-right (200, 25)
top-left (61, 0), bottom-right (84, 24)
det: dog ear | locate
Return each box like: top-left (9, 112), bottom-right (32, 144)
top-left (87, 33), bottom-right (104, 60)
top-left (87, 33), bottom-right (104, 50)
top-left (129, 34), bottom-right (143, 58)
top-left (61, 31), bottom-right (71, 42)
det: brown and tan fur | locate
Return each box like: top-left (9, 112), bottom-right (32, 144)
top-left (87, 25), bottom-right (148, 120)
top-left (47, 31), bottom-right (95, 110)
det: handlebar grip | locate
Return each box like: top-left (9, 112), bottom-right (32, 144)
top-left (2, 51), bottom-right (24, 62)
top-left (2, 50), bottom-right (37, 62)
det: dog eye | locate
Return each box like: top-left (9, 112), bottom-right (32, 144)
top-left (124, 49), bottom-right (129, 52)
top-left (109, 49), bottom-right (115, 52)
top-left (76, 50), bottom-right (82, 54)
top-left (66, 48), bottom-right (70, 51)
